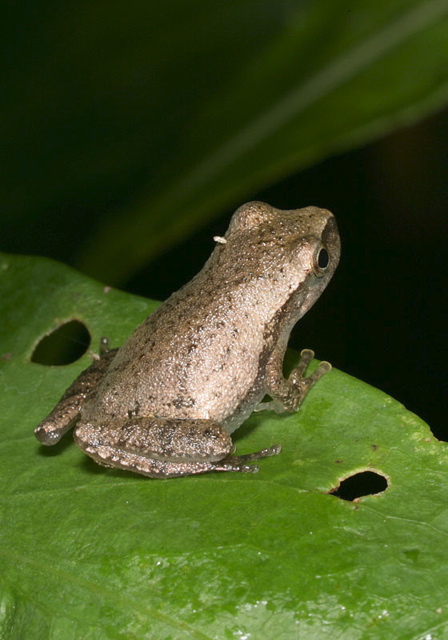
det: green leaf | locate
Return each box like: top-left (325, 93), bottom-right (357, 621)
top-left (3, 2), bottom-right (448, 282)
top-left (1, 252), bottom-right (448, 639)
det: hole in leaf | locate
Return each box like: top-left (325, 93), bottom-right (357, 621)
top-left (32, 320), bottom-right (91, 366)
top-left (330, 471), bottom-right (388, 502)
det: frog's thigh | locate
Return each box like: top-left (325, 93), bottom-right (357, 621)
top-left (73, 417), bottom-right (235, 478)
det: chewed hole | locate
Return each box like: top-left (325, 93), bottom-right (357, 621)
top-left (330, 471), bottom-right (388, 502)
top-left (31, 320), bottom-right (91, 366)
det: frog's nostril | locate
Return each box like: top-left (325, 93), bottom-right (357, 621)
top-left (329, 470), bottom-right (389, 501)
top-left (31, 319), bottom-right (91, 366)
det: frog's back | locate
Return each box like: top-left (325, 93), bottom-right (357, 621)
top-left (84, 273), bottom-right (272, 426)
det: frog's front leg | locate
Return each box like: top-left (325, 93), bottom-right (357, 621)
top-left (74, 418), bottom-right (280, 478)
top-left (34, 340), bottom-right (118, 445)
top-left (259, 348), bottom-right (331, 414)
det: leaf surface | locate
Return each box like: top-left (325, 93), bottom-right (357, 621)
top-left (1, 252), bottom-right (447, 639)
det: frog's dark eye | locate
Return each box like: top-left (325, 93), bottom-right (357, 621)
top-left (313, 245), bottom-right (329, 277)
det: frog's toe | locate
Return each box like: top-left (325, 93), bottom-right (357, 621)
top-left (242, 464), bottom-right (259, 473)
top-left (216, 444), bottom-right (281, 474)
top-left (228, 444), bottom-right (281, 464)
top-left (269, 444), bottom-right (282, 456)
top-left (212, 461), bottom-right (259, 473)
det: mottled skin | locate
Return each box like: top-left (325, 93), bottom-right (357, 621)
top-left (35, 202), bottom-right (340, 478)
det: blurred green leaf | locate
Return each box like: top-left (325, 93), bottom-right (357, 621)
top-left (2, 252), bottom-right (448, 639)
top-left (2, 1), bottom-right (448, 282)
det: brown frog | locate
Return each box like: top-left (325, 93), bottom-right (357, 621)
top-left (35, 202), bottom-right (340, 478)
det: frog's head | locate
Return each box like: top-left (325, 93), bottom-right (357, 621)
top-left (227, 201), bottom-right (339, 276)
top-left (220, 201), bottom-right (340, 319)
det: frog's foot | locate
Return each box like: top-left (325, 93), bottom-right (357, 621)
top-left (285, 349), bottom-right (331, 411)
top-left (261, 349), bottom-right (331, 414)
top-left (210, 444), bottom-right (281, 474)
top-left (291, 346), bottom-right (331, 388)
top-left (222, 444), bottom-right (281, 467)
top-left (73, 418), bottom-right (272, 478)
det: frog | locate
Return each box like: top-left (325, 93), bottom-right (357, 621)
top-left (35, 201), bottom-right (340, 478)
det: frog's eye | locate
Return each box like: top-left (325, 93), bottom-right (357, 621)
top-left (313, 245), bottom-right (329, 277)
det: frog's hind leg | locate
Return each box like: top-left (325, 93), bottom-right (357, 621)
top-left (221, 444), bottom-right (282, 467)
top-left (73, 417), bottom-right (275, 478)
top-left (34, 341), bottom-right (118, 446)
